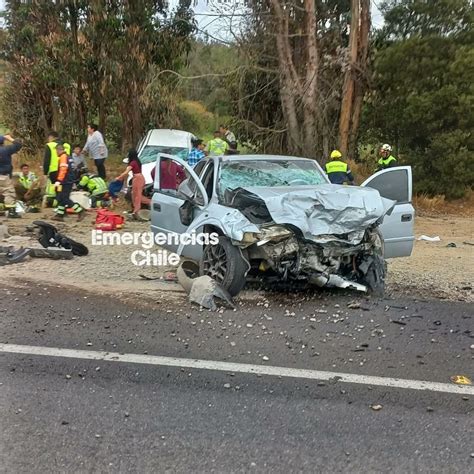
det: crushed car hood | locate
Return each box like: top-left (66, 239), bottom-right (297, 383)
top-left (229, 185), bottom-right (396, 243)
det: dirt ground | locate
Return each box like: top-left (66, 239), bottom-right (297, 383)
top-left (0, 208), bottom-right (472, 303)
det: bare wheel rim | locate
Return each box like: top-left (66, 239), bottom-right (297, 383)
top-left (202, 243), bottom-right (228, 284)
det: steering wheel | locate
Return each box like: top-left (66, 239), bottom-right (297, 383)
top-left (288, 179), bottom-right (308, 185)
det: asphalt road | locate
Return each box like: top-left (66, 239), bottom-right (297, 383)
top-left (0, 283), bottom-right (473, 473)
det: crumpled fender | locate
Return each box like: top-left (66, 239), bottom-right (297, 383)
top-left (176, 204), bottom-right (259, 256)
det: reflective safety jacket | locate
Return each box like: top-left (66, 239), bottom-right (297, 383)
top-left (78, 175), bottom-right (108, 196)
top-left (207, 138), bottom-right (228, 156)
top-left (44, 141), bottom-right (71, 175)
top-left (377, 155), bottom-right (397, 170)
top-left (45, 178), bottom-right (56, 197)
top-left (56, 152), bottom-right (75, 185)
top-left (19, 172), bottom-right (37, 190)
top-left (325, 160), bottom-right (354, 185)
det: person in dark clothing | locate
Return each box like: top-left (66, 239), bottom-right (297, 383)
top-left (0, 133), bottom-right (23, 216)
top-left (52, 144), bottom-right (85, 222)
top-left (325, 149), bottom-right (355, 185)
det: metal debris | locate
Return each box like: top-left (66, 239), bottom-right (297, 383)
top-left (177, 262), bottom-right (235, 311)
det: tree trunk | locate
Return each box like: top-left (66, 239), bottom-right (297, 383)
top-left (68, 3), bottom-right (87, 135)
top-left (348, 0), bottom-right (371, 160)
top-left (301, 0), bottom-right (319, 157)
top-left (338, 0), bottom-right (360, 156)
top-left (270, 0), bottom-right (303, 154)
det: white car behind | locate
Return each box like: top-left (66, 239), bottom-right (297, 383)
top-left (125, 129), bottom-right (196, 186)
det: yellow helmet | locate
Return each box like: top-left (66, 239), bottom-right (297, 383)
top-left (330, 149), bottom-right (342, 159)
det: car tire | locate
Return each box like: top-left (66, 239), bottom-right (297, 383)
top-left (200, 236), bottom-right (249, 297)
top-left (362, 253), bottom-right (386, 296)
top-left (360, 229), bottom-right (386, 296)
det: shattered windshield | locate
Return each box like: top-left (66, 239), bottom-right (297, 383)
top-left (218, 159), bottom-right (326, 197)
top-left (139, 145), bottom-right (188, 164)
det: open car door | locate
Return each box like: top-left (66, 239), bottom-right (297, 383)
top-left (151, 154), bottom-right (208, 261)
top-left (361, 166), bottom-right (415, 258)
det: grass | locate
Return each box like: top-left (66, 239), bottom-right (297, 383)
top-left (413, 191), bottom-right (474, 217)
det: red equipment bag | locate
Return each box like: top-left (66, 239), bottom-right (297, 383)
top-left (95, 209), bottom-right (125, 231)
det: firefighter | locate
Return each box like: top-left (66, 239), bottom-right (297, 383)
top-left (77, 173), bottom-right (109, 208)
top-left (52, 144), bottom-right (85, 222)
top-left (376, 144), bottom-right (398, 171)
top-left (325, 150), bottom-right (355, 185)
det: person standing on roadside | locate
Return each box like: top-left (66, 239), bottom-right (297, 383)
top-left (376, 144), bottom-right (398, 171)
top-left (188, 138), bottom-right (206, 167)
top-left (325, 149), bottom-right (355, 185)
top-left (43, 130), bottom-right (71, 185)
top-left (219, 124), bottom-right (238, 155)
top-left (115, 149), bottom-right (150, 221)
top-left (206, 131), bottom-right (228, 157)
top-left (0, 133), bottom-right (23, 217)
top-left (83, 123), bottom-right (108, 179)
top-left (52, 144), bottom-right (85, 222)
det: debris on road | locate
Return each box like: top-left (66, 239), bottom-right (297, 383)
top-left (390, 319), bottom-right (407, 326)
top-left (177, 262), bottom-right (235, 311)
top-left (417, 235), bottom-right (441, 242)
top-left (138, 274), bottom-right (162, 281)
top-left (0, 246), bottom-right (31, 265)
top-left (347, 301), bottom-right (361, 309)
top-left (33, 221), bottom-right (89, 256)
top-left (446, 242), bottom-right (457, 248)
top-left (450, 375), bottom-right (472, 385)
top-left (370, 404), bottom-right (383, 411)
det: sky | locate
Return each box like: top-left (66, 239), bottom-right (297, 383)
top-left (186, 0), bottom-right (385, 42)
top-left (0, 0), bottom-right (385, 37)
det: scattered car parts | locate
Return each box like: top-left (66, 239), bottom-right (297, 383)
top-left (177, 261), bottom-right (235, 311)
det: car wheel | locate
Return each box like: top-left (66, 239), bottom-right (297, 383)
top-left (200, 236), bottom-right (249, 296)
top-left (362, 253), bottom-right (386, 296)
top-left (359, 229), bottom-right (386, 295)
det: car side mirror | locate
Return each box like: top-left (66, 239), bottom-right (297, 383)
top-left (177, 179), bottom-right (194, 201)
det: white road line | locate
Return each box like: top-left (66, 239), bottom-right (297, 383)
top-left (0, 343), bottom-right (472, 395)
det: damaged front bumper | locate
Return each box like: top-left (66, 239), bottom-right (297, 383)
top-left (233, 224), bottom-right (383, 292)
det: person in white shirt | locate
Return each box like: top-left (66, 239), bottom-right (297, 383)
top-left (82, 123), bottom-right (108, 179)
top-left (219, 124), bottom-right (238, 155)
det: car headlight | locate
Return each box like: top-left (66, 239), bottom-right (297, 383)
top-left (259, 225), bottom-right (293, 243)
top-left (241, 232), bottom-right (261, 244)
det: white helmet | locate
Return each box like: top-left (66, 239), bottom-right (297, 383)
top-left (381, 143), bottom-right (392, 152)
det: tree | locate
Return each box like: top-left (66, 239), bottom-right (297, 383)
top-left (0, 0), bottom-right (195, 151)
top-left (363, 0), bottom-right (474, 198)
top-left (231, 0), bottom-right (371, 161)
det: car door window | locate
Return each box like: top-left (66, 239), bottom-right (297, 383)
top-left (193, 159), bottom-right (207, 178)
top-left (364, 168), bottom-right (411, 203)
top-left (199, 163), bottom-right (214, 200)
top-left (157, 157), bottom-right (188, 197)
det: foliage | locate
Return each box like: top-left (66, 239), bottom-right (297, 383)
top-left (362, 0), bottom-right (474, 198)
top-left (176, 100), bottom-right (217, 136)
top-left (180, 41), bottom-right (240, 116)
top-left (0, 0), bottom-right (195, 151)
top-left (226, 0), bottom-right (371, 160)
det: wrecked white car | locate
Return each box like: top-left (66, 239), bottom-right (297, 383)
top-left (151, 155), bottom-right (414, 296)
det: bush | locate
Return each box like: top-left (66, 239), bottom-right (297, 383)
top-left (176, 100), bottom-right (216, 137)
